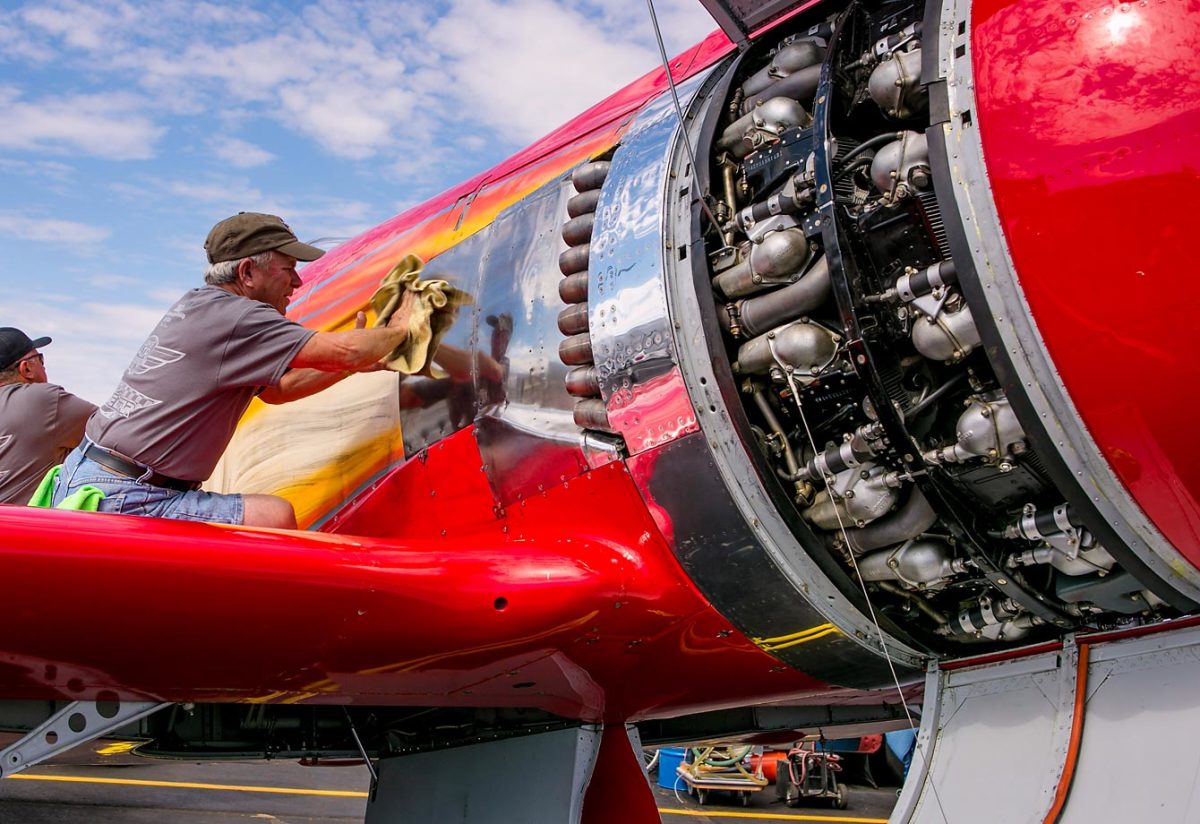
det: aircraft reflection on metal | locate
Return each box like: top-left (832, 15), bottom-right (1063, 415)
top-left (3, 0), bottom-right (1200, 821)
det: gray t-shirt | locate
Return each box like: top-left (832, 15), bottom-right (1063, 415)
top-left (0, 382), bottom-right (96, 504)
top-left (87, 287), bottom-right (316, 482)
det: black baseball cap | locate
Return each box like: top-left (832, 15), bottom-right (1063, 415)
top-left (204, 212), bottom-right (325, 264)
top-left (0, 328), bottom-right (51, 371)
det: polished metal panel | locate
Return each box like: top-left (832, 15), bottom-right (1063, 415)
top-left (474, 177), bottom-right (578, 420)
top-left (398, 170), bottom-right (620, 505)
top-left (589, 73), bottom-right (710, 455)
top-left (472, 176), bottom-right (610, 505)
top-left (398, 231), bottom-right (489, 454)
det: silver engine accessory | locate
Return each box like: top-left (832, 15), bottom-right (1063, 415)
top-left (942, 596), bottom-right (1041, 642)
top-left (910, 295), bottom-right (981, 362)
top-left (713, 228), bottom-right (813, 298)
top-left (803, 462), bottom-right (902, 530)
top-left (869, 131), bottom-right (931, 201)
top-left (896, 260), bottom-right (957, 305)
top-left (884, 259), bottom-right (980, 362)
top-left (867, 46), bottom-right (926, 118)
top-left (924, 392), bottom-right (1025, 467)
top-left (872, 23), bottom-right (920, 59)
top-left (735, 169), bottom-right (817, 243)
top-left (800, 420), bottom-right (885, 483)
top-left (858, 539), bottom-right (967, 587)
top-left (733, 319), bottom-right (840, 380)
top-left (1004, 504), bottom-right (1116, 577)
top-left (717, 98), bottom-right (812, 160)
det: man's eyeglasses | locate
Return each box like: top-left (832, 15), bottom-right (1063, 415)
top-left (18, 353), bottom-right (44, 366)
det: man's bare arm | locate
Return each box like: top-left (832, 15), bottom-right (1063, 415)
top-left (260, 296), bottom-right (417, 405)
top-left (296, 291), bottom-right (418, 369)
top-left (258, 366), bottom-right (351, 405)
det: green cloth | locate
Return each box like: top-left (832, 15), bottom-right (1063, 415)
top-left (368, 254), bottom-right (470, 377)
top-left (26, 465), bottom-right (105, 511)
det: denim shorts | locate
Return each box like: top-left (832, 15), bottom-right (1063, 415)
top-left (51, 447), bottom-right (245, 525)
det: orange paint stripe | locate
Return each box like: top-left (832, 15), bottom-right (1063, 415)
top-left (1042, 642), bottom-right (1090, 823)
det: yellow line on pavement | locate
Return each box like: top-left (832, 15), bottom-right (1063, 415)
top-left (9, 773), bottom-right (368, 798)
top-left (659, 809), bottom-right (887, 823)
top-left (11, 772), bottom-right (888, 822)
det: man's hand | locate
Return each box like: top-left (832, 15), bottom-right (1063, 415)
top-left (386, 289), bottom-right (419, 333)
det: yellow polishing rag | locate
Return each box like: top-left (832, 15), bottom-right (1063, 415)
top-left (368, 254), bottom-right (468, 377)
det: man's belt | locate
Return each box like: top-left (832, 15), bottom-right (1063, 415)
top-left (82, 443), bottom-right (199, 492)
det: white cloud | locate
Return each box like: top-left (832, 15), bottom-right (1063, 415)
top-left (280, 76), bottom-right (418, 159)
top-left (166, 179), bottom-right (267, 206)
top-left (0, 89), bottom-right (164, 160)
top-left (1, 0), bottom-right (715, 165)
top-left (0, 212), bottom-right (109, 244)
top-left (427, 0), bottom-right (652, 143)
top-left (0, 18), bottom-right (55, 61)
top-left (20, 3), bottom-right (126, 50)
top-left (427, 0), bottom-right (717, 144)
top-left (114, 174), bottom-right (381, 251)
top-left (0, 157), bottom-right (74, 181)
top-left (147, 287), bottom-right (186, 305)
top-left (88, 273), bottom-right (139, 288)
top-left (211, 137), bottom-right (275, 169)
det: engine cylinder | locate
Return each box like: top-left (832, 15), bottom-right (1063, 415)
top-left (713, 229), bottom-right (812, 298)
top-left (742, 41), bottom-right (824, 96)
top-left (734, 319), bottom-right (838, 377)
top-left (717, 98), bottom-right (811, 160)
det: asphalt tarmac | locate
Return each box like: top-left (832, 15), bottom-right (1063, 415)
top-left (0, 760), bottom-right (898, 823)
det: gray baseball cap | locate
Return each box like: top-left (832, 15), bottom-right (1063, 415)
top-left (204, 212), bottom-right (325, 264)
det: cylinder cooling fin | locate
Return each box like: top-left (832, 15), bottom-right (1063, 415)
top-left (661, 0), bottom-right (1193, 657)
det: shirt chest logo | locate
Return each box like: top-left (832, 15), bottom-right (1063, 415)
top-left (129, 336), bottom-right (185, 375)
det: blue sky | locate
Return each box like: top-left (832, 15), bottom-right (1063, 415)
top-left (0, 0), bottom-right (715, 404)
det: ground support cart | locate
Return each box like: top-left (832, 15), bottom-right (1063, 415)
top-left (775, 745), bottom-right (849, 809)
top-left (675, 746), bottom-right (770, 807)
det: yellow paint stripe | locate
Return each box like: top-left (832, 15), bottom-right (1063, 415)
top-left (754, 624), bottom-right (836, 645)
top-left (9, 773), bottom-right (368, 799)
top-left (659, 809), bottom-right (887, 822)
